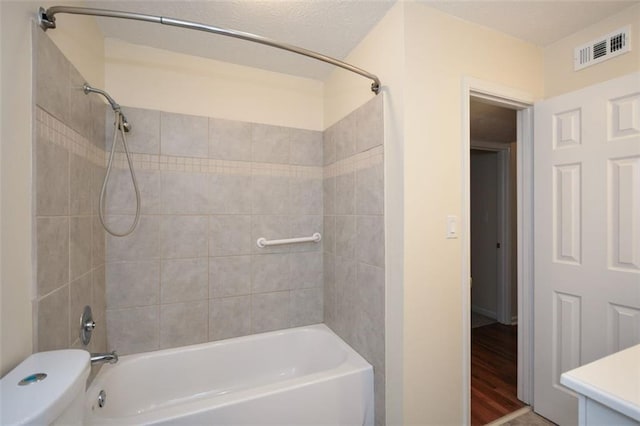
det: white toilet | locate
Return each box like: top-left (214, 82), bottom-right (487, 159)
top-left (0, 350), bottom-right (89, 425)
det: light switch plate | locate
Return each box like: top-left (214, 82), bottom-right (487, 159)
top-left (446, 215), bottom-right (458, 239)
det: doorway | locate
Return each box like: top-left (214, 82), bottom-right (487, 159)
top-left (460, 77), bottom-right (535, 426)
top-left (469, 100), bottom-right (522, 425)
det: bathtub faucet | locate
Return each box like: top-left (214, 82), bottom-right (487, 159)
top-left (90, 350), bottom-right (118, 365)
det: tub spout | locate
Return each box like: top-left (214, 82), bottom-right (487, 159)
top-left (90, 351), bottom-right (118, 365)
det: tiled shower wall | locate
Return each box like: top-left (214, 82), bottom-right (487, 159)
top-left (33, 27), bottom-right (107, 354)
top-left (104, 107), bottom-right (324, 354)
top-left (323, 95), bottom-right (385, 426)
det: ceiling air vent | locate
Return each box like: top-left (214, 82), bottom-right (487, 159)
top-left (574, 26), bottom-right (631, 71)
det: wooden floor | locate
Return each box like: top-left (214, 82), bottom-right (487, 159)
top-left (471, 323), bottom-right (525, 425)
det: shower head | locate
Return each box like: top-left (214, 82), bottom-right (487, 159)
top-left (83, 83), bottom-right (131, 132)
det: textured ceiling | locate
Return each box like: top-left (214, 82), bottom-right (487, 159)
top-left (87, 0), bottom-right (395, 80)
top-left (82, 0), bottom-right (638, 81)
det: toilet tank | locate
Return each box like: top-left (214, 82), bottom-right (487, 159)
top-left (0, 350), bottom-right (90, 425)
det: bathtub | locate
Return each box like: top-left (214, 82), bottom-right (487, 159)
top-left (85, 324), bottom-right (374, 425)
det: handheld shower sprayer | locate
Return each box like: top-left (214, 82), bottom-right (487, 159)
top-left (83, 83), bottom-right (131, 132)
top-left (83, 83), bottom-right (140, 237)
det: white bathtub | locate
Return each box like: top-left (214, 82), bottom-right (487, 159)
top-left (85, 324), bottom-right (373, 425)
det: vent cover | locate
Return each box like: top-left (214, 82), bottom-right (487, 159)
top-left (574, 26), bottom-right (631, 71)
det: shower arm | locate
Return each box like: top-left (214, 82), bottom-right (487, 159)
top-left (38, 6), bottom-right (381, 94)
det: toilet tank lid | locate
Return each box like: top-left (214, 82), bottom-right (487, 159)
top-left (1, 350), bottom-right (90, 425)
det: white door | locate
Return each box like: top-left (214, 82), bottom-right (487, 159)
top-left (534, 72), bottom-right (640, 425)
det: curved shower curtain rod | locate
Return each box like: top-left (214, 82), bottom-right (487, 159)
top-left (38, 6), bottom-right (381, 94)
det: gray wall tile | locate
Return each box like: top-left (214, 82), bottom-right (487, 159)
top-left (37, 285), bottom-right (69, 351)
top-left (356, 163), bottom-right (384, 215)
top-left (291, 178), bottom-right (322, 215)
top-left (106, 261), bottom-right (160, 309)
top-left (92, 215), bottom-right (106, 268)
top-left (323, 177), bottom-right (335, 216)
top-left (251, 175), bottom-right (289, 214)
top-left (251, 254), bottom-right (291, 293)
top-left (91, 164), bottom-right (106, 214)
top-left (159, 301), bottom-right (208, 349)
top-left (321, 98), bottom-right (385, 426)
top-left (323, 253), bottom-right (336, 327)
top-left (33, 36), bottom-right (109, 362)
top-left (107, 306), bottom-right (159, 355)
top-left (210, 174), bottom-right (252, 214)
top-left (161, 215), bottom-right (208, 259)
top-left (209, 296), bottom-right (251, 341)
top-left (290, 288), bottom-right (323, 327)
top-left (290, 128), bottom-right (322, 166)
top-left (92, 266), bottom-right (106, 319)
top-left (323, 216), bottom-right (336, 254)
top-left (209, 118), bottom-right (252, 161)
top-left (252, 124), bottom-right (289, 164)
top-left (334, 112), bottom-right (356, 161)
top-left (36, 135), bottom-right (69, 216)
top-left (36, 217), bottom-right (69, 296)
top-left (290, 251), bottom-right (323, 289)
top-left (35, 27), bottom-right (69, 123)
top-left (107, 107), bottom-right (160, 154)
top-left (323, 126), bottom-right (336, 166)
top-left (334, 257), bottom-right (358, 343)
top-left (106, 215), bottom-right (160, 261)
top-left (335, 172), bottom-right (355, 215)
top-left (357, 262), bottom-right (385, 323)
top-left (89, 97), bottom-right (107, 150)
top-left (209, 256), bottom-right (251, 298)
top-left (70, 153), bottom-right (92, 215)
top-left (335, 216), bottom-right (356, 259)
top-left (209, 215), bottom-right (252, 256)
top-left (68, 65), bottom-right (93, 139)
top-left (161, 258), bottom-right (208, 303)
top-left (69, 273), bottom-right (92, 345)
top-left (289, 215), bottom-right (323, 253)
top-left (251, 215), bottom-right (290, 254)
top-left (160, 111), bottom-right (208, 158)
top-left (70, 216), bottom-right (92, 281)
top-left (356, 95), bottom-right (384, 154)
top-left (251, 291), bottom-right (290, 333)
top-left (356, 215), bottom-right (385, 267)
top-left (106, 169), bottom-right (160, 215)
top-left (161, 171), bottom-right (208, 214)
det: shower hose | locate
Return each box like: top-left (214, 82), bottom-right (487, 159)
top-left (99, 111), bottom-right (141, 237)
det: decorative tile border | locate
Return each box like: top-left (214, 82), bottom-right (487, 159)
top-left (36, 107), bottom-right (105, 167)
top-left (38, 106), bottom-right (383, 180)
top-left (323, 145), bottom-right (384, 179)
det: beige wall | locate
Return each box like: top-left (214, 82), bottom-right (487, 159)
top-left (1, 0), bottom-right (37, 377)
top-left (402, 3), bottom-right (543, 423)
top-left (0, 0), bottom-right (104, 376)
top-left (545, 3), bottom-right (640, 98)
top-left (104, 38), bottom-right (324, 131)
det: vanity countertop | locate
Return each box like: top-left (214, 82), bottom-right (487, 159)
top-left (561, 344), bottom-right (640, 422)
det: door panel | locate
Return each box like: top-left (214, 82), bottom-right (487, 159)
top-left (534, 73), bottom-right (640, 425)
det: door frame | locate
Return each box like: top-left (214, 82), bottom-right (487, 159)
top-left (470, 142), bottom-right (512, 324)
top-left (461, 77), bottom-right (535, 424)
